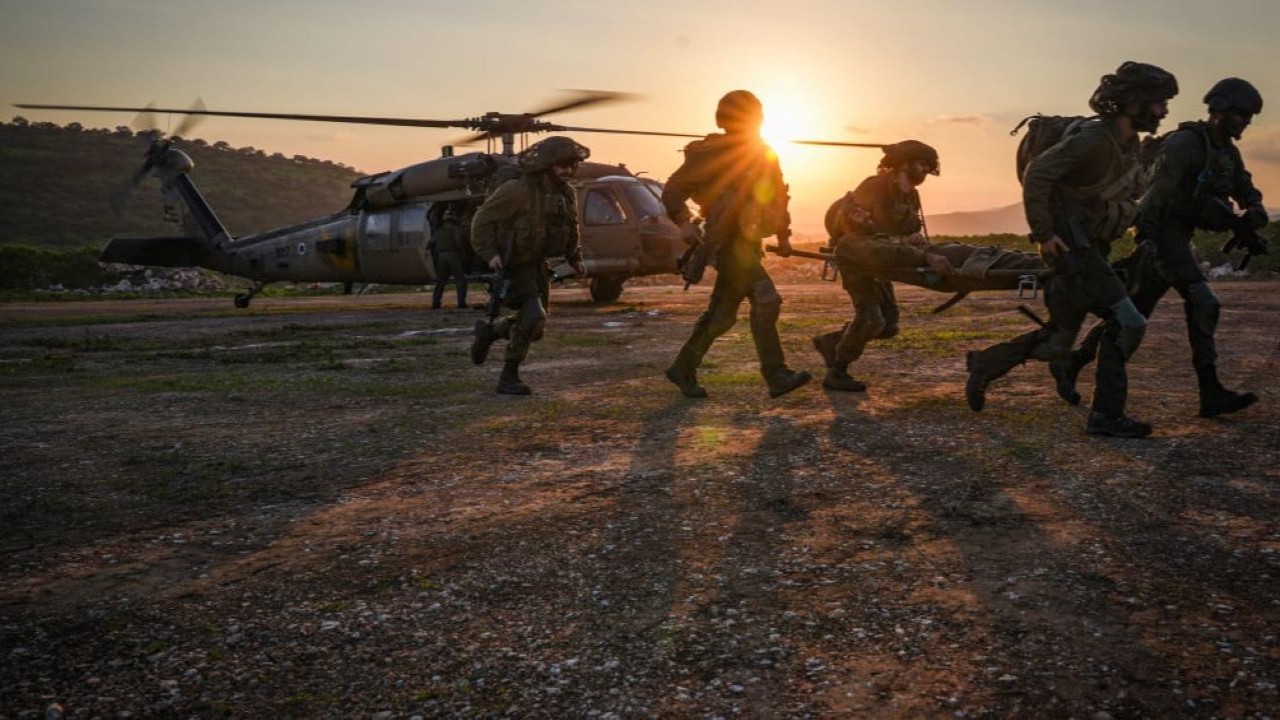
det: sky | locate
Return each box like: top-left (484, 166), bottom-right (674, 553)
top-left (3, 0), bottom-right (1279, 235)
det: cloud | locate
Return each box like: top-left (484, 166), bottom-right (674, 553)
top-left (843, 125), bottom-right (876, 135)
top-left (927, 114), bottom-right (993, 126)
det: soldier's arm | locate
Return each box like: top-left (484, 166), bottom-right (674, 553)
top-left (1136, 130), bottom-right (1196, 241)
top-left (470, 181), bottom-right (527, 262)
top-left (1229, 147), bottom-right (1267, 228)
top-left (661, 157), bottom-right (700, 225)
top-left (769, 156), bottom-right (793, 241)
top-left (844, 177), bottom-right (883, 235)
top-left (1022, 131), bottom-right (1100, 243)
top-left (563, 188), bottom-right (584, 266)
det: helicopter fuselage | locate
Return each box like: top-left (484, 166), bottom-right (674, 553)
top-left (103, 151), bottom-right (686, 304)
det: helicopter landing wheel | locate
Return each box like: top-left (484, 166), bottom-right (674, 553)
top-left (589, 276), bottom-right (625, 304)
top-left (233, 282), bottom-right (267, 309)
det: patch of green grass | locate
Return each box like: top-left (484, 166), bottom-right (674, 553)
top-left (703, 370), bottom-right (758, 388)
top-left (881, 327), bottom-right (1009, 357)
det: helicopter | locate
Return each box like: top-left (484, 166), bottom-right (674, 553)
top-left (18, 91), bottom-right (884, 307)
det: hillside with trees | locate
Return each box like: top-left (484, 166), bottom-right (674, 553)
top-left (0, 118), bottom-right (362, 248)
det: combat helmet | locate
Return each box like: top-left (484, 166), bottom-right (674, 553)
top-left (518, 136), bottom-right (591, 173)
top-left (1088, 61), bottom-right (1179, 116)
top-left (878, 140), bottom-right (940, 175)
top-left (715, 90), bottom-right (764, 131)
top-left (1204, 78), bottom-right (1263, 115)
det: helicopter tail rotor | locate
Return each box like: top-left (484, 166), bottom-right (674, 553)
top-left (110, 99), bottom-right (206, 215)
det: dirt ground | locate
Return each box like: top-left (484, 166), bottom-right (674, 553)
top-left (1, 279), bottom-right (1278, 719)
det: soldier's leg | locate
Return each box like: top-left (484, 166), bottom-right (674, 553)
top-left (495, 267), bottom-right (547, 395)
top-left (876, 281), bottom-right (900, 339)
top-left (667, 265), bottom-right (749, 398)
top-left (746, 266), bottom-right (810, 396)
top-left (834, 275), bottom-right (885, 365)
top-left (1089, 296), bottom-right (1146, 416)
top-left (966, 272), bottom-right (1082, 411)
top-left (431, 277), bottom-right (446, 309)
top-left (1175, 280), bottom-right (1257, 416)
top-left (1053, 245), bottom-right (1167, 405)
top-left (812, 263), bottom-right (860, 369)
top-left (448, 255), bottom-right (469, 308)
top-left (746, 266), bottom-right (785, 376)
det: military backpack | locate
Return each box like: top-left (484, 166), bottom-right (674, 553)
top-left (1011, 114), bottom-right (1098, 184)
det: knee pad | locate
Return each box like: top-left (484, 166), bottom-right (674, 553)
top-left (519, 303), bottom-right (547, 342)
top-left (1184, 281), bottom-right (1221, 336)
top-left (750, 279), bottom-right (782, 324)
top-left (855, 305), bottom-right (887, 339)
top-left (1107, 297), bottom-right (1146, 359)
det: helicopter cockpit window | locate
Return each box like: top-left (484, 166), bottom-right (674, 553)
top-left (583, 189), bottom-right (627, 226)
top-left (621, 183), bottom-right (665, 222)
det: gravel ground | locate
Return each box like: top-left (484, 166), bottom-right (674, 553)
top-left (1, 280), bottom-right (1278, 718)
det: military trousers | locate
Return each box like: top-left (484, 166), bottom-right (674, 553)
top-left (432, 251), bottom-right (470, 308)
top-left (672, 240), bottom-right (787, 380)
top-left (490, 263), bottom-right (550, 364)
top-left (816, 270), bottom-right (900, 368)
top-left (974, 241), bottom-right (1141, 418)
top-left (1076, 237), bottom-right (1220, 372)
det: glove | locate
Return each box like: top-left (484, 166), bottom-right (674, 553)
top-left (1244, 204), bottom-right (1269, 230)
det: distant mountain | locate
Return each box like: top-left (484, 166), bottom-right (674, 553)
top-left (0, 119), bottom-right (362, 248)
top-left (926, 202), bottom-right (1028, 237)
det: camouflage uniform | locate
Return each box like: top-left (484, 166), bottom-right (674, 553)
top-left (966, 117), bottom-right (1150, 426)
top-left (663, 129), bottom-right (809, 398)
top-left (431, 217), bottom-right (470, 309)
top-left (470, 147), bottom-right (583, 394)
top-left (1057, 107), bottom-right (1266, 417)
top-left (812, 173), bottom-right (925, 386)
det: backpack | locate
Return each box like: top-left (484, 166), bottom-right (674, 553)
top-left (1011, 114), bottom-right (1097, 184)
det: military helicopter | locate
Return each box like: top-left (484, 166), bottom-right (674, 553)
top-left (18, 91), bottom-right (883, 307)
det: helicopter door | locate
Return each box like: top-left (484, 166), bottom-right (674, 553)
top-left (356, 204), bottom-right (431, 283)
top-left (578, 183), bottom-right (640, 276)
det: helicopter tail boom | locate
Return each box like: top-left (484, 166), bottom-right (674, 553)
top-left (101, 235), bottom-right (205, 267)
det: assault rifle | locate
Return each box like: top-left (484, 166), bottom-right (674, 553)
top-left (764, 244), bottom-right (839, 281)
top-left (1219, 215), bottom-right (1269, 271)
top-left (676, 218), bottom-right (710, 289)
top-left (1048, 192), bottom-right (1091, 276)
top-left (485, 234), bottom-right (513, 321)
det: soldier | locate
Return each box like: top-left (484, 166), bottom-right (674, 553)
top-left (663, 90), bottom-right (811, 399)
top-left (469, 136), bottom-right (589, 395)
top-left (430, 208), bottom-right (470, 310)
top-left (1052, 78), bottom-right (1266, 418)
top-left (965, 62), bottom-right (1179, 438)
top-left (812, 140), bottom-right (951, 391)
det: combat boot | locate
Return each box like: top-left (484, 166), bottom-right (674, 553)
top-left (1199, 385), bottom-right (1258, 418)
top-left (471, 320), bottom-right (496, 365)
top-left (1086, 411), bottom-right (1152, 439)
top-left (1049, 356), bottom-right (1082, 406)
top-left (767, 368), bottom-right (812, 398)
top-left (822, 365), bottom-right (867, 392)
top-left (812, 333), bottom-right (839, 368)
top-left (965, 351), bottom-right (990, 411)
top-left (1196, 365), bottom-right (1257, 418)
top-left (497, 361), bottom-right (531, 396)
top-left (664, 364), bottom-right (707, 399)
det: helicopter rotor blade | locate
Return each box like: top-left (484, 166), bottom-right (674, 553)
top-left (171, 97), bottom-right (207, 138)
top-left (15, 103), bottom-right (474, 130)
top-left (551, 125), bottom-right (703, 139)
top-left (789, 139), bottom-right (887, 148)
top-left (525, 89), bottom-right (639, 118)
top-left (129, 102), bottom-right (159, 134)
